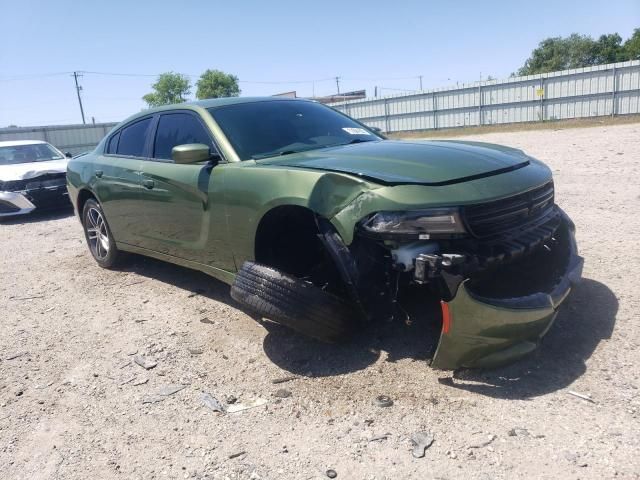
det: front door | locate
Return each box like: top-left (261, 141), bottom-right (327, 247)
top-left (95, 117), bottom-right (153, 247)
top-left (137, 111), bottom-right (233, 270)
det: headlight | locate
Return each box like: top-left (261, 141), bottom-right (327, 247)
top-left (362, 208), bottom-right (466, 239)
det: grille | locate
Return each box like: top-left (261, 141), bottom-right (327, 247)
top-left (1, 173), bottom-right (66, 192)
top-left (463, 181), bottom-right (555, 238)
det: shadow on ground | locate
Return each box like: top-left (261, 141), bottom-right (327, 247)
top-left (0, 206), bottom-right (73, 225)
top-left (444, 278), bottom-right (617, 399)
top-left (261, 286), bottom-right (442, 377)
top-left (110, 254), bottom-right (617, 398)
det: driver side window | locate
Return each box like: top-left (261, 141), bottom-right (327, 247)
top-left (153, 113), bottom-right (213, 160)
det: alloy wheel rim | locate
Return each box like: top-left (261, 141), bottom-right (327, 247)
top-left (86, 207), bottom-right (110, 259)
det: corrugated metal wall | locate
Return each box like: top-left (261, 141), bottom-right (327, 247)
top-left (0, 123), bottom-right (118, 155)
top-left (331, 60), bottom-right (640, 133)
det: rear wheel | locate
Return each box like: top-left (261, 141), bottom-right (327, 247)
top-left (231, 261), bottom-right (358, 343)
top-left (82, 198), bottom-right (120, 268)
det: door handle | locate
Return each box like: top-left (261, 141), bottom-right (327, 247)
top-left (142, 179), bottom-right (155, 189)
top-left (95, 170), bottom-right (103, 178)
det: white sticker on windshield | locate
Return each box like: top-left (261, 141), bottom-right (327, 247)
top-left (342, 127), bottom-right (371, 135)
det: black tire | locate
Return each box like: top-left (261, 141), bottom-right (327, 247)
top-left (82, 198), bottom-right (121, 269)
top-left (231, 261), bottom-right (358, 343)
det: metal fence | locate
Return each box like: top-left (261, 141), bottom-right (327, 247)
top-left (330, 60), bottom-right (640, 133)
top-left (0, 122), bottom-right (118, 155)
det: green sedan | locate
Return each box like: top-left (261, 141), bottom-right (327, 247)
top-left (67, 97), bottom-right (583, 370)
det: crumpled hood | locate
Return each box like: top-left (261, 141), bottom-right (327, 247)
top-left (259, 140), bottom-right (531, 185)
top-left (0, 159), bottom-right (68, 182)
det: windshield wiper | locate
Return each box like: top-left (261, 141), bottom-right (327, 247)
top-left (252, 144), bottom-right (329, 160)
top-left (325, 138), bottom-right (376, 148)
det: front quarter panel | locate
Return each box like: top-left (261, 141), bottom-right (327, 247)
top-left (222, 161), bottom-right (376, 266)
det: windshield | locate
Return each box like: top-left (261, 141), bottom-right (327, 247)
top-left (208, 100), bottom-right (380, 160)
top-left (0, 143), bottom-right (65, 165)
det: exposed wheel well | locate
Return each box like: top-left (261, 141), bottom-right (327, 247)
top-left (255, 206), bottom-right (324, 277)
top-left (254, 205), bottom-right (347, 294)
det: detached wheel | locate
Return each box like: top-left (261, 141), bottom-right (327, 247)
top-left (82, 198), bottom-right (120, 268)
top-left (231, 262), bottom-right (358, 343)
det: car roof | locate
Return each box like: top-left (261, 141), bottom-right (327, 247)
top-left (0, 140), bottom-right (48, 147)
top-left (114, 97), bottom-right (316, 131)
top-left (143, 96), bottom-right (313, 114)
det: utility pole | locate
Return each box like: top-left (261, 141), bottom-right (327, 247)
top-left (72, 71), bottom-right (86, 124)
top-left (418, 75), bottom-right (423, 91)
top-left (335, 76), bottom-right (340, 94)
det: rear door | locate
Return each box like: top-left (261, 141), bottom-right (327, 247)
top-left (94, 117), bottom-right (152, 246)
top-left (137, 110), bottom-right (233, 269)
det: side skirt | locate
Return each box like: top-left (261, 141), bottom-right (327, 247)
top-left (117, 242), bottom-right (237, 286)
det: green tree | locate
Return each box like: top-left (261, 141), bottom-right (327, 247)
top-left (196, 69), bottom-right (240, 99)
top-left (517, 34), bottom-right (597, 75)
top-left (623, 28), bottom-right (640, 60)
top-left (592, 33), bottom-right (624, 64)
top-left (142, 72), bottom-right (191, 107)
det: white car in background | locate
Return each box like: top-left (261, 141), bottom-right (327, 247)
top-left (0, 140), bottom-right (72, 217)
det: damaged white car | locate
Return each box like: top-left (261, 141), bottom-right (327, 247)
top-left (0, 140), bottom-right (72, 217)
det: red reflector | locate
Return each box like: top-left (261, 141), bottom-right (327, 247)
top-left (440, 300), bottom-right (452, 334)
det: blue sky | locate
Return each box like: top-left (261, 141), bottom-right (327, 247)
top-left (1, 0), bottom-right (638, 126)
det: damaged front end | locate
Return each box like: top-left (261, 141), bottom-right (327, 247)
top-left (326, 181), bottom-right (583, 370)
top-left (0, 173), bottom-right (69, 216)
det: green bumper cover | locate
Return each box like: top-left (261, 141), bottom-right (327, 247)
top-left (431, 219), bottom-right (583, 370)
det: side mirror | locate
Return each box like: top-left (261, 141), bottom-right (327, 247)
top-left (64, 152), bottom-right (73, 158)
top-left (171, 143), bottom-right (211, 164)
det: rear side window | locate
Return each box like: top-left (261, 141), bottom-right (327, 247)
top-left (106, 131), bottom-right (120, 154)
top-left (117, 118), bottom-right (152, 157)
top-left (153, 113), bottom-right (213, 160)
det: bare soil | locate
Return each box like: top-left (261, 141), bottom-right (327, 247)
top-left (1, 123), bottom-right (639, 479)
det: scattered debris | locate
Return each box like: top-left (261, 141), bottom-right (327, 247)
top-left (368, 434), bottom-right (389, 443)
top-left (372, 395), bottom-right (393, 408)
top-left (120, 376), bottom-right (136, 386)
top-left (410, 431), bottom-right (435, 458)
top-left (157, 384), bottom-right (187, 396)
top-left (126, 349), bottom-right (138, 356)
top-left (188, 348), bottom-right (204, 355)
top-left (508, 427), bottom-right (530, 437)
top-left (10, 294), bottom-right (45, 301)
top-left (567, 390), bottom-right (595, 403)
top-left (226, 398), bottom-right (268, 413)
top-left (201, 393), bottom-right (226, 413)
top-left (468, 434), bottom-right (497, 449)
top-left (273, 388), bottom-right (292, 398)
top-left (122, 279), bottom-right (145, 287)
top-left (5, 352), bottom-right (27, 361)
top-left (228, 451), bottom-right (246, 459)
top-left (142, 395), bottom-right (165, 404)
top-left (200, 318), bottom-right (214, 325)
top-left (326, 469), bottom-right (337, 478)
top-left (132, 378), bottom-right (149, 386)
top-left (134, 355), bottom-right (157, 370)
top-left (226, 395), bottom-right (238, 404)
top-left (271, 375), bottom-right (298, 385)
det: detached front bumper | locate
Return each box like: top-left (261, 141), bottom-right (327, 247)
top-left (431, 211), bottom-right (583, 370)
top-left (0, 191), bottom-right (37, 217)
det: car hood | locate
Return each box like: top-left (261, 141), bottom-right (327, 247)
top-left (259, 140), bottom-right (531, 185)
top-left (0, 159), bottom-right (68, 182)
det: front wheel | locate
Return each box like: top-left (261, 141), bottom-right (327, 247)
top-left (82, 198), bottom-right (121, 268)
top-left (231, 261), bottom-right (358, 343)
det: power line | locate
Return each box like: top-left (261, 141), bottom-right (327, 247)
top-left (0, 72), bottom-right (72, 82)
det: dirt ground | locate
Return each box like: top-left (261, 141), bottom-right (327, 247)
top-left (1, 123), bottom-right (639, 480)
